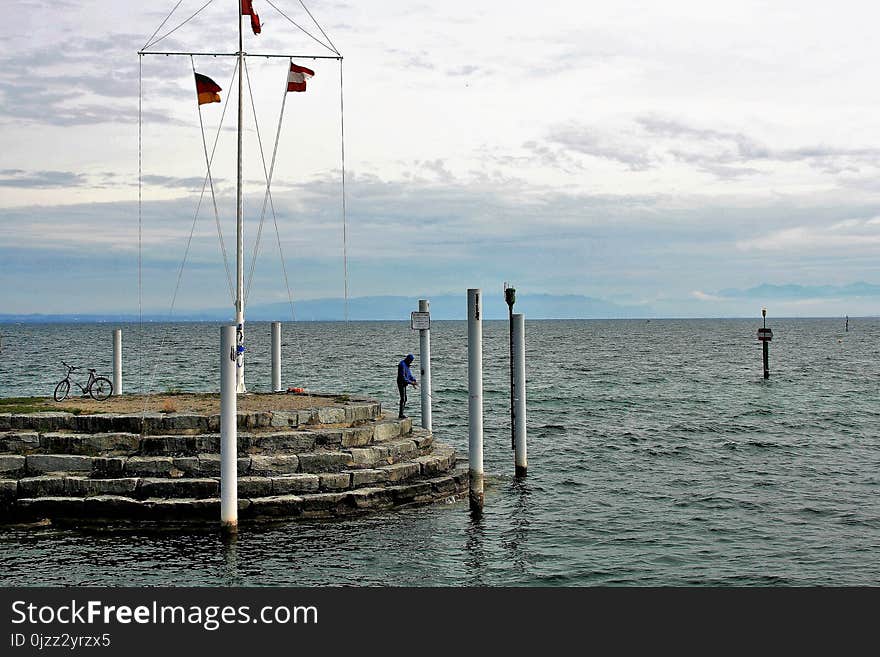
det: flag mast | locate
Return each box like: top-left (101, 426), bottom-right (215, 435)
top-left (235, 0), bottom-right (246, 393)
top-left (139, 1), bottom-right (340, 400)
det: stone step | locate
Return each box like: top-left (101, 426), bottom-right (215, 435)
top-left (0, 433), bottom-right (433, 479)
top-left (0, 417), bottom-right (412, 457)
top-left (9, 468), bottom-right (469, 521)
top-left (0, 436), bottom-right (433, 481)
top-left (0, 401), bottom-right (382, 436)
top-left (0, 446), bottom-right (458, 504)
top-left (0, 433), bottom-right (435, 480)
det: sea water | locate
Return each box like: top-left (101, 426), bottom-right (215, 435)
top-left (0, 318), bottom-right (878, 586)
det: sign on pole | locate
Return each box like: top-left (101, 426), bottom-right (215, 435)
top-left (757, 328), bottom-right (773, 341)
top-left (411, 311), bottom-right (431, 331)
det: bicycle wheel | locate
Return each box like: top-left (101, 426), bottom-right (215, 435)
top-left (89, 377), bottom-right (113, 401)
top-left (53, 379), bottom-right (70, 402)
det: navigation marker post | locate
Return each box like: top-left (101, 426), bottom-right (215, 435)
top-left (758, 308), bottom-right (772, 379)
top-left (467, 289), bottom-right (484, 515)
top-left (411, 301), bottom-right (432, 431)
top-left (512, 313), bottom-right (527, 477)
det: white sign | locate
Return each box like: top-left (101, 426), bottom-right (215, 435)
top-left (411, 311), bottom-right (431, 330)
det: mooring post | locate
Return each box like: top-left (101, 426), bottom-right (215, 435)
top-left (112, 328), bottom-right (122, 396)
top-left (763, 339), bottom-right (769, 379)
top-left (512, 313), bottom-right (527, 477)
top-left (504, 283), bottom-right (516, 450)
top-left (271, 321), bottom-right (282, 392)
top-left (220, 325), bottom-right (238, 532)
top-left (760, 307), bottom-right (771, 379)
top-left (418, 299), bottom-right (432, 431)
top-left (467, 288), bottom-right (484, 514)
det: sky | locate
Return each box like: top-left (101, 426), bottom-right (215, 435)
top-left (2, 0), bottom-right (880, 318)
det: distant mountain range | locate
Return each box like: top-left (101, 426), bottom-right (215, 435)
top-left (718, 282), bottom-right (880, 299)
top-left (0, 293), bottom-right (649, 323)
top-left (2, 283), bottom-right (877, 323)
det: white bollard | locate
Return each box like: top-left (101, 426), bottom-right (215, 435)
top-left (512, 313), bottom-right (527, 477)
top-left (271, 321), bottom-right (282, 392)
top-left (467, 288), bottom-right (484, 514)
top-left (112, 329), bottom-right (122, 396)
top-left (418, 299), bottom-right (432, 432)
top-left (220, 325), bottom-right (238, 532)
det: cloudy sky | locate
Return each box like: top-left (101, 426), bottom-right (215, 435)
top-left (3, 0), bottom-right (880, 317)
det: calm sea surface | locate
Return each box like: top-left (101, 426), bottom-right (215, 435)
top-left (0, 318), bottom-right (878, 586)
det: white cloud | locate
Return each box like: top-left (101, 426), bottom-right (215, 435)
top-left (5, 1), bottom-right (880, 315)
top-left (737, 217), bottom-right (880, 253)
top-left (691, 290), bottom-right (725, 302)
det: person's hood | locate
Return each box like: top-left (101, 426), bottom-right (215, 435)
top-left (405, 354), bottom-right (414, 363)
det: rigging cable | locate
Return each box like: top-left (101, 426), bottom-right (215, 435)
top-left (138, 59), bottom-right (238, 414)
top-left (138, 54), bottom-right (143, 410)
top-left (340, 57), bottom-right (350, 392)
top-left (296, 0), bottom-right (340, 55)
top-left (141, 0), bottom-right (184, 51)
top-left (242, 58), bottom-right (311, 400)
top-left (243, 57), bottom-right (286, 305)
top-left (145, 0), bottom-right (216, 51)
top-left (192, 55), bottom-right (236, 301)
top-left (265, 0), bottom-right (337, 54)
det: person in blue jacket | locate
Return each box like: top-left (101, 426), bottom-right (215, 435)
top-left (397, 353), bottom-right (418, 419)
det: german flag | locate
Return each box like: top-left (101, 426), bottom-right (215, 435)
top-left (194, 73), bottom-right (222, 105)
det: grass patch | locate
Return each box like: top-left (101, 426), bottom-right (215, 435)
top-left (0, 404), bottom-right (84, 415)
top-left (0, 397), bottom-right (51, 413)
top-left (0, 397), bottom-right (83, 415)
top-left (0, 396), bottom-right (50, 406)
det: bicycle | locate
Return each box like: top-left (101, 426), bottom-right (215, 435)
top-left (54, 361), bottom-right (113, 401)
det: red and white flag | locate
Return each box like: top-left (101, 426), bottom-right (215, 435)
top-left (241, 0), bottom-right (261, 35)
top-left (287, 63), bottom-right (315, 92)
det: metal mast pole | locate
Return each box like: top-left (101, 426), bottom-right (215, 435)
top-left (235, 1), bottom-right (246, 393)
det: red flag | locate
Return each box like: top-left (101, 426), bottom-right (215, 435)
top-left (287, 63), bottom-right (315, 92)
top-left (241, 0), bottom-right (261, 35)
top-left (194, 73), bottom-right (222, 105)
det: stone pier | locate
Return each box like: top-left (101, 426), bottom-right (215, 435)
top-left (0, 394), bottom-right (467, 524)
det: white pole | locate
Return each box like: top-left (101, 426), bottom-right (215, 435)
top-left (271, 321), bottom-right (282, 392)
top-left (418, 299), bottom-right (432, 432)
top-left (467, 288), bottom-right (484, 514)
top-left (512, 313), bottom-right (527, 477)
top-left (221, 325), bottom-right (238, 531)
top-left (112, 328), bottom-right (122, 396)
